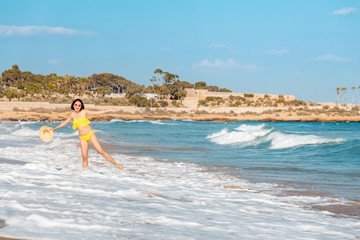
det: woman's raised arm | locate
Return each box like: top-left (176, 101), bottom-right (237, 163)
top-left (50, 113), bottom-right (72, 131)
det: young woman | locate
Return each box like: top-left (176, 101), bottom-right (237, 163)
top-left (50, 99), bottom-right (123, 170)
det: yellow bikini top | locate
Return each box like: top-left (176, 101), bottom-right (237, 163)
top-left (73, 116), bottom-right (91, 130)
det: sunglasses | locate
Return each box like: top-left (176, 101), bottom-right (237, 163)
top-left (74, 104), bottom-right (82, 107)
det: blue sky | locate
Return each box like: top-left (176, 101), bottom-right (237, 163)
top-left (0, 0), bottom-right (359, 103)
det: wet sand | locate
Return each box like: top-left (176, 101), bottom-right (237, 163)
top-left (0, 219), bottom-right (23, 240)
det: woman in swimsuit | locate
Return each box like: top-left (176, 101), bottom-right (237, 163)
top-left (50, 99), bottom-right (123, 170)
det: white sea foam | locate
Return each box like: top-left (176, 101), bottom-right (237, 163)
top-left (11, 127), bottom-right (39, 137)
top-left (267, 132), bottom-right (346, 149)
top-left (208, 124), bottom-right (346, 149)
top-left (111, 119), bottom-right (176, 125)
top-left (206, 128), bottom-right (228, 139)
top-left (235, 123), bottom-right (266, 131)
top-left (150, 120), bottom-right (170, 125)
top-left (109, 119), bottom-right (126, 123)
top-left (0, 122), bottom-right (358, 239)
top-left (207, 124), bottom-right (271, 145)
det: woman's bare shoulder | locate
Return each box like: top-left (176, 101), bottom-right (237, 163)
top-left (69, 111), bottom-right (74, 118)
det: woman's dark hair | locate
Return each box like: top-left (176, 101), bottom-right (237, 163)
top-left (71, 99), bottom-right (85, 111)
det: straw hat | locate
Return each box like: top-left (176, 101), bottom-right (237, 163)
top-left (39, 126), bottom-right (53, 142)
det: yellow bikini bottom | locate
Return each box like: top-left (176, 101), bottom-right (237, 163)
top-left (79, 131), bottom-right (94, 142)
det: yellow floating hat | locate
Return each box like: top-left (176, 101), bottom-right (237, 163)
top-left (39, 126), bottom-right (53, 142)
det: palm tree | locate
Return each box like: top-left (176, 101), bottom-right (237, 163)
top-left (352, 86), bottom-right (355, 105)
top-left (336, 87), bottom-right (340, 105)
top-left (340, 87), bottom-right (344, 105)
top-left (344, 87), bottom-right (347, 105)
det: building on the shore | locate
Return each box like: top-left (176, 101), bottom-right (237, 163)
top-left (104, 93), bottom-right (126, 99)
top-left (141, 93), bottom-right (159, 99)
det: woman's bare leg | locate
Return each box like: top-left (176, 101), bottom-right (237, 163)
top-left (79, 138), bottom-right (89, 169)
top-left (89, 133), bottom-right (123, 170)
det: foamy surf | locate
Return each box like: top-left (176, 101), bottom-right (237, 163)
top-left (267, 131), bottom-right (346, 149)
top-left (1, 145), bottom-right (359, 239)
top-left (207, 123), bottom-right (346, 149)
top-left (0, 121), bottom-right (359, 239)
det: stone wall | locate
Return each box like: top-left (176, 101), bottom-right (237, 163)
top-left (184, 88), bottom-right (296, 101)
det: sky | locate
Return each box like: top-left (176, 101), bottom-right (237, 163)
top-left (0, 0), bottom-right (359, 103)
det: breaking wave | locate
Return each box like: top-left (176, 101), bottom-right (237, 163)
top-left (207, 124), bottom-right (346, 149)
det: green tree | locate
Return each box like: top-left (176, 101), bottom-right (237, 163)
top-left (218, 88), bottom-right (232, 92)
top-left (340, 87), bottom-right (344, 104)
top-left (336, 87), bottom-right (340, 105)
top-left (180, 81), bottom-right (194, 89)
top-left (195, 81), bottom-right (207, 89)
top-left (1, 64), bottom-right (22, 87)
top-left (154, 68), bottom-right (163, 86)
top-left (24, 82), bottom-right (42, 96)
top-left (162, 72), bottom-right (178, 85)
top-left (125, 84), bottom-right (144, 98)
top-left (128, 95), bottom-right (150, 107)
top-left (168, 80), bottom-right (187, 100)
top-left (96, 86), bottom-right (111, 98)
top-left (351, 86), bottom-right (355, 104)
top-left (4, 88), bottom-right (18, 101)
top-left (207, 85), bottom-right (219, 92)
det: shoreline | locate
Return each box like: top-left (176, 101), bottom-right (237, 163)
top-left (1, 110), bottom-right (360, 123)
top-left (1, 101), bottom-right (360, 122)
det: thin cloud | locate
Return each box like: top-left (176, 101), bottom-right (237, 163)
top-left (48, 59), bottom-right (60, 65)
top-left (193, 58), bottom-right (262, 70)
top-left (333, 7), bottom-right (357, 16)
top-left (265, 49), bottom-right (289, 55)
top-left (211, 43), bottom-right (228, 49)
top-left (317, 54), bottom-right (349, 62)
top-left (0, 25), bottom-right (95, 36)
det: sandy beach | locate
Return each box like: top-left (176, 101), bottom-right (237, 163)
top-left (1, 101), bottom-right (359, 122)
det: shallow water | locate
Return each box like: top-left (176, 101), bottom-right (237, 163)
top-left (0, 120), bottom-right (359, 239)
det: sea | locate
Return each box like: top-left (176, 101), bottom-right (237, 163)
top-left (0, 120), bottom-right (359, 239)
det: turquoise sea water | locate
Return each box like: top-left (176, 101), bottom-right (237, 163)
top-left (103, 120), bottom-right (360, 203)
top-left (0, 120), bottom-right (359, 239)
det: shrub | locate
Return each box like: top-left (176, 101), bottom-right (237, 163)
top-left (244, 93), bottom-right (254, 98)
top-left (152, 102), bottom-right (160, 107)
top-left (171, 100), bottom-right (181, 107)
top-left (129, 95), bottom-right (150, 107)
top-left (198, 100), bottom-right (208, 106)
top-left (230, 100), bottom-right (241, 107)
top-left (195, 110), bottom-right (209, 115)
top-left (157, 100), bottom-right (168, 107)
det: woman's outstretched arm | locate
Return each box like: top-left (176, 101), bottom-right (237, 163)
top-left (50, 113), bottom-right (72, 131)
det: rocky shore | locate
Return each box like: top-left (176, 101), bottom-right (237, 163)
top-left (0, 102), bottom-right (360, 122)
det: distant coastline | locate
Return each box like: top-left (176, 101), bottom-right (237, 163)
top-left (1, 101), bottom-right (359, 122)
